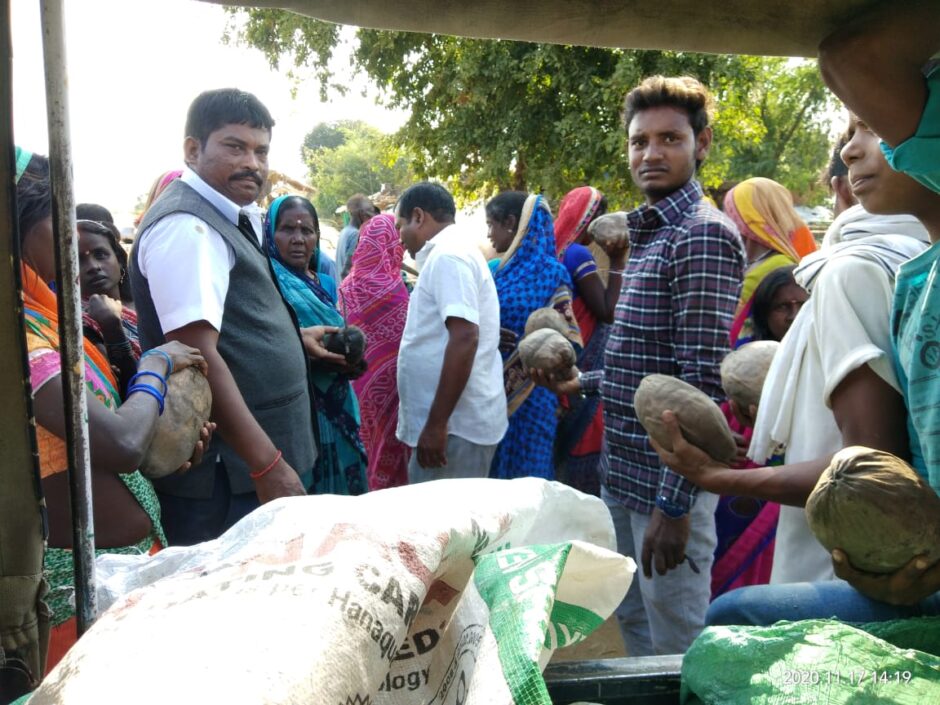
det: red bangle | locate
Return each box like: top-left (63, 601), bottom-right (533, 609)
top-left (250, 449), bottom-right (282, 481)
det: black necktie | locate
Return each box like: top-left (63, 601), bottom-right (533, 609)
top-left (237, 212), bottom-right (260, 250)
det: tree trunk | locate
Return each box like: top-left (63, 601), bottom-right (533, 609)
top-left (511, 152), bottom-right (527, 191)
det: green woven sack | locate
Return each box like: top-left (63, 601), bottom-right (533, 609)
top-left (682, 617), bottom-right (940, 704)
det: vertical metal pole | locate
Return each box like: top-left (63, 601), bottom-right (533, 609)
top-left (39, 0), bottom-right (98, 634)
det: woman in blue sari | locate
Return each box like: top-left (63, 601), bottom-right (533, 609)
top-left (265, 195), bottom-right (367, 495)
top-left (486, 192), bottom-right (581, 479)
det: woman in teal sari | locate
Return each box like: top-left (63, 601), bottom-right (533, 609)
top-left (265, 195), bottom-right (367, 495)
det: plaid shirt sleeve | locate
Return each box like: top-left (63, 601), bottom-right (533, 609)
top-left (658, 219), bottom-right (744, 510)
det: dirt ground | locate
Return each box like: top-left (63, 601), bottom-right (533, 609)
top-left (550, 616), bottom-right (627, 663)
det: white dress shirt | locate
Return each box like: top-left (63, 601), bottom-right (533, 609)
top-left (396, 223), bottom-right (507, 447)
top-left (136, 168), bottom-right (265, 333)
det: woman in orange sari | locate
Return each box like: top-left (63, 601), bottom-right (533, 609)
top-left (16, 172), bottom-right (209, 673)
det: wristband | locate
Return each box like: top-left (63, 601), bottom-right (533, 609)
top-left (130, 370), bottom-right (168, 396)
top-left (250, 449), bottom-right (283, 481)
top-left (128, 382), bottom-right (165, 415)
top-left (656, 494), bottom-right (688, 519)
top-left (141, 349), bottom-right (173, 375)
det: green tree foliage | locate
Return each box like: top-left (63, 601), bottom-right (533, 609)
top-left (226, 10), bottom-right (836, 207)
top-left (303, 120), bottom-right (413, 221)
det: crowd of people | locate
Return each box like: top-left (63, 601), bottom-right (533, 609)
top-left (10, 1), bottom-right (939, 680)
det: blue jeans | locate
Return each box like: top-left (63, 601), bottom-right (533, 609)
top-left (157, 460), bottom-right (261, 546)
top-left (707, 582), bottom-right (940, 626)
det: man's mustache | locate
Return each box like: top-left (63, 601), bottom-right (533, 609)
top-left (231, 171), bottom-right (263, 185)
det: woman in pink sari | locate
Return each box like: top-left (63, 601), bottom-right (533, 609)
top-left (338, 214), bottom-right (411, 489)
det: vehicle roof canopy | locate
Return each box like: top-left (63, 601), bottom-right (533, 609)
top-left (209, 0), bottom-right (885, 57)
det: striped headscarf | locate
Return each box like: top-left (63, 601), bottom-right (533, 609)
top-left (724, 177), bottom-right (817, 262)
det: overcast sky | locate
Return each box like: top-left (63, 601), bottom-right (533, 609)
top-left (11, 0), bottom-right (407, 227)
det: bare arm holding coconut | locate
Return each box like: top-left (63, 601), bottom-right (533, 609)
top-left (649, 364), bottom-right (910, 507)
top-left (34, 340), bottom-right (212, 548)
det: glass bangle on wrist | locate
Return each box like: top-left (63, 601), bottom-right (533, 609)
top-left (140, 348), bottom-right (174, 375)
top-left (656, 494), bottom-right (688, 519)
top-left (128, 382), bottom-right (165, 415)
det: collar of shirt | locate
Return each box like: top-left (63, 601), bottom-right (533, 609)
top-left (414, 222), bottom-right (461, 271)
top-left (627, 179), bottom-right (704, 240)
top-left (181, 167), bottom-right (264, 245)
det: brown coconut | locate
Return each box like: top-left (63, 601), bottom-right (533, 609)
top-left (524, 307), bottom-right (569, 337)
top-left (519, 328), bottom-right (577, 381)
top-left (805, 446), bottom-right (940, 573)
top-left (587, 211), bottom-right (630, 251)
top-left (140, 366), bottom-right (212, 479)
top-left (720, 340), bottom-right (780, 411)
top-left (633, 374), bottom-right (737, 463)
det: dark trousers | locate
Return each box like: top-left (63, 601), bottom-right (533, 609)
top-left (156, 460), bottom-right (261, 546)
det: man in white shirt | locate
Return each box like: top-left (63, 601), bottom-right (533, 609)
top-left (130, 89), bottom-right (341, 545)
top-left (395, 182), bottom-right (507, 481)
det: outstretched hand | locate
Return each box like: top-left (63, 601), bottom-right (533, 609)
top-left (300, 326), bottom-right (346, 364)
top-left (648, 410), bottom-right (729, 491)
top-left (832, 549), bottom-right (940, 606)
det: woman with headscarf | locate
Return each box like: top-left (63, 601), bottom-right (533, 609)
top-left (16, 166), bottom-right (210, 673)
top-left (723, 177), bottom-right (818, 348)
top-left (486, 192), bottom-right (580, 480)
top-left (552, 186), bottom-right (623, 495)
top-left (265, 195), bottom-right (366, 495)
top-left (338, 214), bottom-right (411, 490)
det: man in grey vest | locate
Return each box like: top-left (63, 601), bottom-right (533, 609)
top-left (131, 88), bottom-right (342, 545)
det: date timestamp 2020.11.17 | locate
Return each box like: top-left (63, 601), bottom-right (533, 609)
top-left (780, 669), bottom-right (913, 687)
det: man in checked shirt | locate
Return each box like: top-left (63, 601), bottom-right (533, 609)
top-left (536, 76), bottom-right (745, 655)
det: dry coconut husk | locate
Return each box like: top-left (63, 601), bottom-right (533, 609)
top-left (519, 328), bottom-right (577, 380)
top-left (587, 212), bottom-right (630, 252)
top-left (633, 374), bottom-right (736, 463)
top-left (805, 446), bottom-right (940, 573)
top-left (524, 307), bottom-right (569, 337)
top-left (140, 367), bottom-right (212, 479)
top-left (720, 340), bottom-right (779, 410)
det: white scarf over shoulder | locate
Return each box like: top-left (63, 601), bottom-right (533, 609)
top-left (749, 205), bottom-right (929, 463)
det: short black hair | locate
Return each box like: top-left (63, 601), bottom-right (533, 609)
top-left (396, 182), bottom-right (456, 224)
top-left (622, 75), bottom-right (714, 137)
top-left (752, 265), bottom-right (798, 341)
top-left (16, 176), bottom-right (52, 240)
top-left (485, 191), bottom-right (528, 226)
top-left (275, 195), bottom-right (320, 235)
top-left (824, 134), bottom-right (850, 188)
top-left (184, 88), bottom-right (275, 147)
top-left (76, 202), bottom-right (115, 224)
